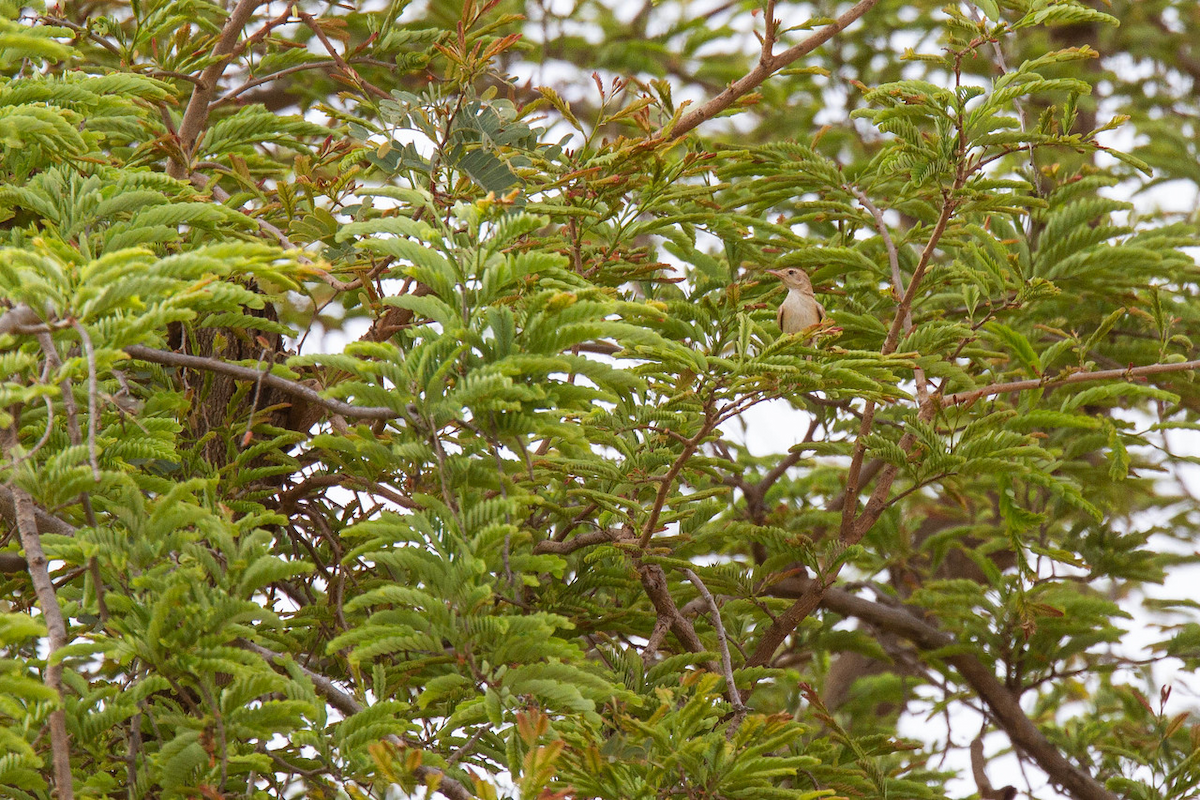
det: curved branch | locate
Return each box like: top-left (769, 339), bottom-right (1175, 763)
top-left (533, 529), bottom-right (612, 555)
top-left (684, 568), bottom-right (746, 719)
top-left (772, 577), bottom-right (1117, 800)
top-left (124, 345), bottom-right (398, 421)
top-left (238, 639), bottom-right (474, 800)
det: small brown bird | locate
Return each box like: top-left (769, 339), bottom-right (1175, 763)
top-left (768, 267), bottom-right (825, 335)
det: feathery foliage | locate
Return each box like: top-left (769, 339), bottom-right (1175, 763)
top-left (3, 1), bottom-right (1200, 799)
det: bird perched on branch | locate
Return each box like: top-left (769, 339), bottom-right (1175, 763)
top-left (768, 267), bottom-right (825, 335)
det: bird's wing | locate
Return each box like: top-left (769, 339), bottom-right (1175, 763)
top-left (816, 300), bottom-right (826, 322)
top-left (776, 303), bottom-right (786, 331)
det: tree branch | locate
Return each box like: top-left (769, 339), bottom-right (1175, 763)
top-left (745, 574), bottom-right (832, 668)
top-left (684, 568), bottom-right (746, 720)
top-left (0, 485), bottom-right (79, 539)
top-left (942, 358), bottom-right (1200, 407)
top-left (772, 577), bottom-right (1117, 800)
top-left (533, 528), bottom-right (612, 555)
top-left (296, 10), bottom-right (390, 100)
top-left (638, 562), bottom-right (710, 659)
top-left (754, 344), bottom-right (944, 663)
top-left (852, 187), bottom-right (929, 408)
top-left (742, 457), bottom-right (886, 667)
top-left (124, 345), bottom-right (398, 421)
top-left (638, 418), bottom-right (716, 548)
top-left (3, 427), bottom-right (74, 799)
top-left (68, 320), bottom-right (100, 481)
top-left (665, 0), bottom-right (882, 139)
top-left (237, 639), bottom-right (475, 800)
top-left (745, 357), bottom-right (1200, 673)
top-left (842, 195), bottom-right (957, 543)
top-left (169, 0), bottom-right (269, 179)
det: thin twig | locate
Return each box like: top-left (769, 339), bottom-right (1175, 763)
top-left (642, 616), bottom-right (670, 667)
top-left (852, 187), bottom-right (931, 411)
top-left (850, 188), bottom-right (904, 309)
top-left (274, 473), bottom-right (419, 514)
top-left (842, 196), bottom-right (957, 540)
top-left (942, 358), bottom-right (1200, 407)
top-left (664, 0), bottom-right (882, 139)
top-left (965, 4), bottom-right (1035, 238)
top-left (241, 347), bottom-right (272, 446)
top-left (637, 414), bottom-right (717, 549)
top-left (215, 58), bottom-right (339, 105)
top-left (444, 726), bottom-right (488, 768)
top-left (125, 711), bottom-right (142, 792)
top-left (762, 0), bottom-right (778, 56)
top-left (683, 569), bottom-right (746, 718)
top-left (771, 576), bottom-right (1117, 800)
top-left (12, 395), bottom-right (55, 468)
top-left (411, 406), bottom-right (463, 529)
top-left (39, 15), bottom-right (121, 57)
top-left (69, 320), bottom-right (100, 481)
top-left (296, 9), bottom-right (390, 100)
top-left (201, 182), bottom-right (314, 261)
top-left (196, 682), bottom-right (229, 789)
top-left (881, 196), bottom-right (958, 363)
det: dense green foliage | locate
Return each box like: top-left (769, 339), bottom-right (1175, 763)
top-left (3, 1), bottom-right (1200, 798)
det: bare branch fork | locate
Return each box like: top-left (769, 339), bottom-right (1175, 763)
top-left (639, 561), bottom-right (711, 661)
top-left (168, 0), bottom-right (285, 180)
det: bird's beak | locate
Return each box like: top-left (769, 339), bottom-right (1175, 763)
top-left (766, 269), bottom-right (786, 279)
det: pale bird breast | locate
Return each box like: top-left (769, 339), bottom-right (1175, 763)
top-left (778, 291), bottom-right (824, 335)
